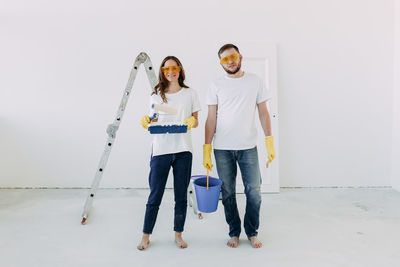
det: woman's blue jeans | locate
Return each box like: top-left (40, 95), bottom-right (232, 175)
top-left (214, 146), bottom-right (262, 238)
top-left (142, 151), bottom-right (192, 234)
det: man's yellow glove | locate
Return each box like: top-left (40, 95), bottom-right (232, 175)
top-left (265, 136), bottom-right (276, 168)
top-left (203, 144), bottom-right (213, 170)
top-left (183, 116), bottom-right (197, 130)
top-left (140, 115), bottom-right (151, 129)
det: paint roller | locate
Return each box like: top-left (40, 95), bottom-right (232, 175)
top-left (148, 104), bottom-right (187, 134)
top-left (149, 104), bottom-right (178, 121)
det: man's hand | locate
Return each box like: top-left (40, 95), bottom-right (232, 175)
top-left (265, 136), bottom-right (276, 167)
top-left (203, 144), bottom-right (213, 170)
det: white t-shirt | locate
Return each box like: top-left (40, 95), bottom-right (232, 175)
top-left (206, 72), bottom-right (271, 150)
top-left (150, 87), bottom-right (201, 156)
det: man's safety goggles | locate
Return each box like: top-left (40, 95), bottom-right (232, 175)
top-left (161, 65), bottom-right (181, 73)
top-left (220, 53), bottom-right (240, 64)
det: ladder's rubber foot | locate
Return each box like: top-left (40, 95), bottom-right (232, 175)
top-left (81, 217), bottom-right (87, 225)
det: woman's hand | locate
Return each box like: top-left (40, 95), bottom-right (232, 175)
top-left (140, 115), bottom-right (151, 129)
top-left (183, 116), bottom-right (197, 130)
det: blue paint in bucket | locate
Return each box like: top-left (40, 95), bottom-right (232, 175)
top-left (192, 175), bottom-right (222, 213)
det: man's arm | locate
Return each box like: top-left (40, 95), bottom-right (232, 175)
top-left (203, 105), bottom-right (217, 170)
top-left (205, 105), bottom-right (217, 143)
top-left (258, 101), bottom-right (276, 167)
top-left (257, 101), bottom-right (272, 136)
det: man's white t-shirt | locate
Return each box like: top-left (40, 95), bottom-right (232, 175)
top-left (150, 87), bottom-right (201, 156)
top-left (206, 72), bottom-right (271, 150)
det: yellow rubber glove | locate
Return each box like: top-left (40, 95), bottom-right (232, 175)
top-left (265, 136), bottom-right (276, 168)
top-left (203, 144), bottom-right (213, 170)
top-left (140, 115), bottom-right (151, 129)
top-left (183, 116), bottom-right (197, 130)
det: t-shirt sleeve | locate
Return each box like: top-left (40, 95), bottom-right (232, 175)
top-left (191, 88), bottom-right (201, 113)
top-left (256, 77), bottom-right (272, 104)
top-left (206, 82), bottom-right (218, 105)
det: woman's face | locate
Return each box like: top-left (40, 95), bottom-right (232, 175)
top-left (162, 59), bottom-right (180, 82)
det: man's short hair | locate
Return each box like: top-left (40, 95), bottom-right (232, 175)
top-left (218, 44), bottom-right (240, 58)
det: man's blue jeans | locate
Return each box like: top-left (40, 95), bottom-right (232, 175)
top-left (142, 151), bottom-right (192, 234)
top-left (214, 146), bottom-right (262, 238)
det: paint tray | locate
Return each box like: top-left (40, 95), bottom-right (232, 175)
top-left (148, 124), bottom-right (188, 134)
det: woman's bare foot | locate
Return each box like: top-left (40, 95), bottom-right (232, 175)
top-left (227, 236), bottom-right (239, 248)
top-left (175, 232), bottom-right (188, 249)
top-left (137, 234), bottom-right (150, 250)
top-left (248, 236), bottom-right (262, 248)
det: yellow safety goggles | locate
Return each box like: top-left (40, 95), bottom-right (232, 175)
top-left (161, 65), bottom-right (181, 73)
top-left (220, 53), bottom-right (240, 64)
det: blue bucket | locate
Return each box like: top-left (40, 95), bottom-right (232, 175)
top-left (192, 175), bottom-right (222, 213)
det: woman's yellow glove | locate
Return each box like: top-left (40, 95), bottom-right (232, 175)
top-left (140, 115), bottom-right (151, 129)
top-left (265, 136), bottom-right (276, 168)
top-left (203, 144), bottom-right (213, 170)
top-left (183, 116), bottom-right (197, 130)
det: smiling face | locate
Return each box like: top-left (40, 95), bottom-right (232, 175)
top-left (162, 59), bottom-right (180, 82)
top-left (219, 47), bottom-right (242, 75)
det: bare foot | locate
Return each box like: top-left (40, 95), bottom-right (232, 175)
top-left (175, 232), bottom-right (188, 249)
top-left (227, 236), bottom-right (239, 248)
top-left (248, 236), bottom-right (262, 248)
top-left (137, 234), bottom-right (150, 250)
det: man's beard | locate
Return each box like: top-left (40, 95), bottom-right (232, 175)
top-left (223, 61), bottom-right (242, 74)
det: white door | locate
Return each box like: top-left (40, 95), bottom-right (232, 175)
top-left (226, 43), bottom-right (280, 193)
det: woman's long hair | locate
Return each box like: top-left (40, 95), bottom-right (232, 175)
top-left (153, 56), bottom-right (189, 103)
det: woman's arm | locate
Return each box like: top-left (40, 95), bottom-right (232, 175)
top-left (191, 111), bottom-right (199, 128)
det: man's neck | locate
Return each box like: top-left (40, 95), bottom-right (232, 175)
top-left (227, 70), bottom-right (244, 79)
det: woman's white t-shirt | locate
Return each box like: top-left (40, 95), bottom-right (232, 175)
top-left (206, 72), bottom-right (271, 150)
top-left (150, 87), bottom-right (201, 156)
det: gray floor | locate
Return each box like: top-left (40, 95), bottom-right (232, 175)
top-left (1, 188), bottom-right (400, 267)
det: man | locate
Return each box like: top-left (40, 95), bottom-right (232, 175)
top-left (203, 44), bottom-right (276, 248)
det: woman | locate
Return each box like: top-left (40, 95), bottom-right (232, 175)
top-left (137, 56), bottom-right (200, 250)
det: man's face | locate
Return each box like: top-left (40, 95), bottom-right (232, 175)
top-left (219, 48), bottom-right (242, 75)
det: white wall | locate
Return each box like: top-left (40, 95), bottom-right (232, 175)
top-left (392, 0), bottom-right (400, 191)
top-left (0, 0), bottom-right (394, 188)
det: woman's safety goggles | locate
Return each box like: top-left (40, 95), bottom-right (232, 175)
top-left (220, 53), bottom-right (240, 64)
top-left (161, 65), bottom-right (181, 73)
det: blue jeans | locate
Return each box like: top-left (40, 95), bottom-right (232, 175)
top-left (214, 146), bottom-right (262, 238)
top-left (142, 151), bottom-right (192, 234)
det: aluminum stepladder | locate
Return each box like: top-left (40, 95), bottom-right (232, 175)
top-left (188, 177), bottom-right (203, 219)
top-left (81, 52), bottom-right (157, 224)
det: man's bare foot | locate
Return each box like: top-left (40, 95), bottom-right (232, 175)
top-left (137, 234), bottom-right (150, 250)
top-left (175, 232), bottom-right (188, 249)
top-left (248, 236), bottom-right (262, 248)
top-left (227, 236), bottom-right (239, 248)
